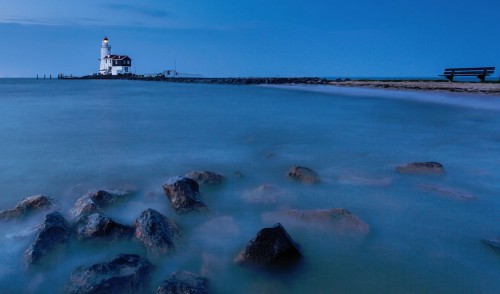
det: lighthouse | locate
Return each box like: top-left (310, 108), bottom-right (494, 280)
top-left (98, 37), bottom-right (132, 75)
top-left (99, 37), bottom-right (111, 75)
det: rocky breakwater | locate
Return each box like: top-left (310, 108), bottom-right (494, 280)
top-left (287, 166), bottom-right (320, 183)
top-left (396, 162), bottom-right (445, 174)
top-left (235, 223), bottom-right (302, 268)
top-left (133, 209), bottom-right (181, 255)
top-left (24, 212), bottom-right (70, 269)
top-left (0, 195), bottom-right (58, 221)
top-left (185, 170), bottom-right (224, 185)
top-left (157, 271), bottom-right (209, 294)
top-left (163, 176), bottom-right (208, 213)
top-left (66, 254), bottom-right (154, 294)
top-left (68, 190), bottom-right (133, 221)
top-left (75, 213), bottom-right (134, 241)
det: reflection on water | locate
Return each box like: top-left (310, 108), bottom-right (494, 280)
top-left (0, 79), bottom-right (499, 293)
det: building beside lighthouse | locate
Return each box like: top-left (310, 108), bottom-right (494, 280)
top-left (99, 37), bottom-right (132, 75)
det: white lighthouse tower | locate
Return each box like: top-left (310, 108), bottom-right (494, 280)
top-left (99, 37), bottom-right (111, 75)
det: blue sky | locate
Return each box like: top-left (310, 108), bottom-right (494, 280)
top-left (0, 0), bottom-right (499, 78)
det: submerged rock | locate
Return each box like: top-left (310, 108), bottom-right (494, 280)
top-left (483, 238), bottom-right (500, 252)
top-left (68, 190), bottom-right (132, 221)
top-left (0, 195), bottom-right (57, 221)
top-left (163, 177), bottom-right (208, 214)
top-left (185, 171), bottom-right (224, 185)
top-left (133, 209), bottom-right (181, 255)
top-left (242, 184), bottom-right (289, 204)
top-left (75, 213), bottom-right (134, 241)
top-left (235, 223), bottom-right (302, 267)
top-left (396, 162), bottom-right (445, 174)
top-left (262, 208), bottom-right (369, 235)
top-left (157, 271), bottom-right (209, 294)
top-left (417, 184), bottom-right (475, 201)
top-left (24, 212), bottom-right (70, 269)
top-left (286, 166), bottom-right (320, 183)
top-left (233, 171), bottom-right (245, 179)
top-left (67, 254), bottom-right (154, 294)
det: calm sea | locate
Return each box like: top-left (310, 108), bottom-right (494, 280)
top-left (0, 79), bottom-right (499, 293)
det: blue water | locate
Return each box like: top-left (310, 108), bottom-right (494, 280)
top-left (0, 79), bottom-right (499, 293)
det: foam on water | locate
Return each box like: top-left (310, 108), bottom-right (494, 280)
top-left (0, 79), bottom-right (499, 293)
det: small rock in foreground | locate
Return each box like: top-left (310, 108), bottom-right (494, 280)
top-left (0, 195), bottom-right (57, 221)
top-left (185, 171), bottom-right (224, 185)
top-left (157, 271), bottom-right (209, 294)
top-left (24, 212), bottom-right (70, 269)
top-left (163, 177), bottom-right (208, 214)
top-left (68, 190), bottom-right (132, 221)
top-left (235, 223), bottom-right (302, 267)
top-left (133, 209), bottom-right (181, 255)
top-left (396, 162), bottom-right (445, 174)
top-left (75, 213), bottom-right (134, 241)
top-left (67, 254), bottom-right (154, 294)
top-left (287, 166), bottom-right (320, 183)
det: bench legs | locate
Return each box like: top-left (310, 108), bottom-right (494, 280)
top-left (445, 75), bottom-right (454, 82)
top-left (477, 75), bottom-right (486, 82)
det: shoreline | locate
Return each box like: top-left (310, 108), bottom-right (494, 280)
top-left (331, 80), bottom-right (500, 96)
top-left (58, 75), bottom-right (500, 96)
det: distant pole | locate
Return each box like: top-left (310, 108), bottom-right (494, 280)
top-left (44, 75), bottom-right (46, 79)
top-left (50, 74), bottom-right (52, 79)
top-left (36, 74), bottom-right (38, 80)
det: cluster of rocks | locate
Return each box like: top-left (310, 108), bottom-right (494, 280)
top-left (3, 163), bottom-right (495, 292)
top-left (66, 254), bottom-right (209, 294)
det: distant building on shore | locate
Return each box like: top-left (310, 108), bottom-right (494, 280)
top-left (99, 37), bottom-right (132, 75)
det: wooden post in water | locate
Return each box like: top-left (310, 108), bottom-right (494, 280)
top-left (36, 74), bottom-right (38, 80)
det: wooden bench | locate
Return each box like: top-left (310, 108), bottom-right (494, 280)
top-left (440, 67), bottom-right (495, 82)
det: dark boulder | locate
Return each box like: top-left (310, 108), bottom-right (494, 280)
top-left (286, 166), bottom-right (320, 183)
top-left (75, 213), bottom-right (134, 241)
top-left (185, 171), bottom-right (224, 185)
top-left (157, 271), bottom-right (209, 294)
top-left (24, 212), bottom-right (70, 269)
top-left (0, 195), bottom-right (57, 221)
top-left (133, 209), bottom-right (181, 255)
top-left (396, 162), bottom-right (445, 174)
top-left (163, 177), bottom-right (208, 214)
top-left (67, 254), bottom-right (154, 294)
top-left (68, 190), bottom-right (132, 220)
top-left (235, 223), bottom-right (302, 267)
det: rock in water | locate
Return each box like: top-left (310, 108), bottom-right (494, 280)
top-left (157, 271), bottom-right (209, 294)
top-left (185, 171), bottom-right (224, 185)
top-left (133, 209), bottom-right (181, 255)
top-left (262, 208), bottom-right (369, 235)
top-left (0, 195), bottom-right (57, 221)
top-left (286, 166), bottom-right (320, 183)
top-left (67, 254), bottom-right (154, 294)
top-left (68, 190), bottom-right (132, 221)
top-left (24, 212), bottom-right (70, 269)
top-left (75, 213), bottom-right (134, 241)
top-left (483, 238), bottom-right (500, 252)
top-left (396, 162), bottom-right (445, 174)
top-left (163, 177), bottom-right (208, 213)
top-left (235, 223), bottom-right (302, 267)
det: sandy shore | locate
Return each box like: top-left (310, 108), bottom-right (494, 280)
top-left (331, 80), bottom-right (500, 95)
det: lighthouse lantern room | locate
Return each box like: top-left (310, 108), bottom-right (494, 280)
top-left (99, 37), bottom-right (132, 75)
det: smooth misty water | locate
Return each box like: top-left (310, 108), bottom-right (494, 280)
top-left (0, 79), bottom-right (499, 293)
